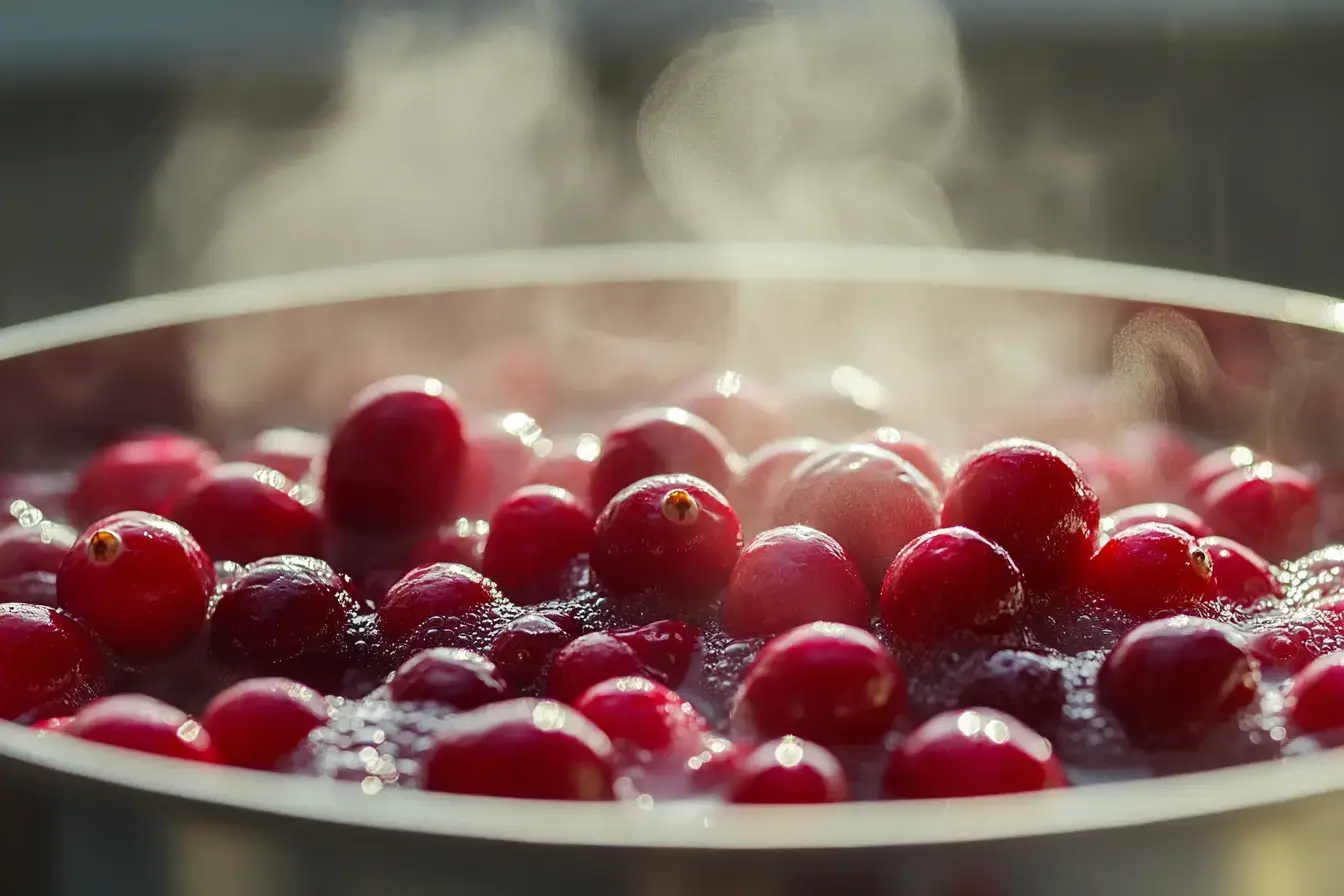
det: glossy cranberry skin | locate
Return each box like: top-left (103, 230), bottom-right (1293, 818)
top-left (210, 555), bottom-right (358, 674)
top-left (727, 737), bottom-right (849, 804)
top-left (58, 512), bottom-right (214, 656)
top-left (1287, 652), bottom-right (1344, 734)
top-left (588, 407), bottom-right (737, 513)
top-left (732, 622), bottom-right (904, 744)
top-left (66, 694), bottom-right (217, 762)
top-left (608, 620), bottom-right (700, 687)
top-left (669, 372), bottom-right (789, 454)
top-left (200, 677), bottom-right (328, 769)
top-left (322, 375), bottom-right (467, 533)
top-left (731, 437), bottom-right (826, 537)
top-left (409, 519), bottom-right (489, 571)
top-left (1080, 523), bottom-right (1217, 620)
top-left (457, 412), bottom-right (546, 518)
top-left (169, 463), bottom-right (322, 564)
top-left (0, 603), bottom-right (105, 720)
top-left (573, 677), bottom-right (707, 754)
top-left (883, 708), bottom-right (1067, 799)
top-left (0, 520), bottom-right (75, 577)
top-left (235, 428), bottom-right (326, 482)
top-left (772, 444), bottom-right (939, 590)
top-left (1099, 616), bottom-right (1260, 750)
top-left (1201, 462), bottom-right (1320, 561)
top-left (68, 433), bottom-right (220, 526)
top-left (421, 698), bottom-right (616, 800)
top-left (387, 647), bottom-right (511, 708)
top-left (958, 650), bottom-right (1067, 735)
top-left (546, 632), bottom-right (647, 704)
top-left (489, 614), bottom-right (575, 690)
top-left (1185, 445), bottom-right (1260, 506)
top-left (1102, 503), bottom-right (1213, 540)
top-left (723, 526), bottom-right (869, 639)
top-left (853, 428), bottom-right (945, 490)
top-left (880, 527), bottom-right (1026, 644)
top-left (377, 563), bottom-right (501, 646)
top-left (528, 434), bottom-right (602, 504)
top-left (1200, 536), bottom-right (1281, 607)
top-left (941, 439), bottom-right (1099, 589)
top-left (592, 474), bottom-right (742, 600)
top-left (481, 486), bottom-right (593, 597)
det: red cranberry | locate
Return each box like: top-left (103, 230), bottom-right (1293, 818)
top-left (528, 434), bottom-right (602, 504)
top-left (941, 439), bottom-right (1100, 589)
top-left (957, 650), bottom-right (1066, 735)
top-left (1079, 523), bottom-right (1217, 620)
top-left (882, 708), bottom-right (1067, 799)
top-left (58, 512), bottom-right (214, 656)
top-left (539, 610), bottom-right (582, 637)
top-left (1201, 462), bottom-right (1320, 561)
top-left (0, 520), bottom-right (75, 577)
top-left (457, 412), bottom-right (546, 518)
top-left (853, 427), bottom-right (945, 490)
top-left (668, 371), bottom-right (789, 454)
top-left (387, 647), bottom-right (510, 708)
top-left (588, 407), bottom-right (737, 513)
top-left (1102, 503), bottom-right (1213, 540)
top-left (1200, 536), bottom-right (1281, 607)
top-left (1185, 445), bottom-right (1260, 507)
top-left (592, 474), bottom-right (742, 601)
top-left (421, 698), bottom-right (615, 800)
top-left (687, 736), bottom-right (749, 793)
top-left (572, 676), bottom-right (707, 754)
top-left (731, 437), bottom-right (826, 537)
top-left (322, 375), bottom-right (467, 533)
top-left (67, 434), bottom-right (220, 526)
top-left (608, 620), bottom-right (701, 687)
top-left (1250, 609), bottom-right (1344, 673)
top-left (489, 613), bottom-right (575, 690)
top-left (481, 486), bottom-right (593, 598)
top-left (772, 444), bottom-right (939, 590)
top-left (377, 563), bottom-right (501, 646)
top-left (409, 518), bottom-right (489, 570)
top-left (200, 677), bottom-right (328, 769)
top-left (722, 526), bottom-right (869, 639)
top-left (726, 736), bottom-right (849, 804)
top-left (66, 694), bottom-right (217, 762)
top-left (0, 603), bottom-right (105, 721)
top-left (31, 715), bottom-right (73, 733)
top-left (880, 527), bottom-right (1026, 644)
top-left (1099, 616), bottom-right (1260, 750)
top-left (1287, 652), bottom-right (1344, 734)
top-left (546, 632), bottom-right (647, 704)
top-left (732, 622), bottom-right (904, 744)
top-left (169, 463), bottom-right (322, 564)
top-left (210, 555), bottom-right (358, 675)
top-left (234, 428), bottom-right (326, 482)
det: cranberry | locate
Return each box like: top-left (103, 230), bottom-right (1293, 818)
top-left (1117, 423), bottom-right (1198, 499)
top-left (546, 632), bottom-right (647, 704)
top-left (772, 444), bottom-right (939, 590)
top-left (687, 736), bottom-right (749, 793)
top-left (1250, 610), bottom-right (1344, 673)
top-left (169, 463), bottom-right (323, 564)
top-left (31, 715), bottom-right (73, 733)
top-left (489, 613), bottom-right (575, 690)
top-left (726, 736), bottom-right (849, 804)
top-left (0, 520), bottom-right (75, 577)
top-left (941, 439), bottom-right (1100, 589)
top-left (234, 427), bottom-right (326, 482)
top-left (1287, 652), bottom-right (1344, 734)
top-left (853, 427), bottom-right (945, 490)
top-left (387, 647), bottom-right (510, 708)
top-left (457, 412), bottom-right (546, 518)
top-left (67, 433), bottom-right (220, 526)
top-left (409, 519), bottom-right (489, 571)
top-left (609, 620), bottom-right (701, 686)
top-left (322, 375), bottom-right (467, 533)
top-left (1200, 536), bottom-right (1281, 607)
top-left (573, 676), bottom-right (707, 754)
top-left (731, 437), bottom-right (826, 537)
top-left (1060, 442), bottom-right (1137, 512)
top-left (1102, 503), bottom-right (1213, 540)
top-left (732, 622), bottom-right (904, 744)
top-left (0, 603), bottom-right (105, 720)
top-left (882, 708), bottom-right (1067, 799)
top-left (1099, 616), bottom-right (1260, 750)
top-left (1185, 445), bottom-right (1260, 507)
top-left (1201, 462), bottom-right (1320, 561)
top-left (481, 486), bottom-right (593, 598)
top-left (957, 650), bottom-right (1067, 735)
top-left (1079, 523), bottom-right (1217, 620)
top-left (880, 527), bottom-right (1026, 644)
top-left (721, 526), bottom-right (868, 639)
top-left (66, 694), bottom-right (217, 762)
top-left (200, 677), bottom-right (328, 769)
top-left (58, 512), bottom-right (214, 656)
top-left (592, 474), bottom-right (741, 601)
top-left (528, 434), bottom-right (602, 503)
top-left (377, 563), bottom-right (501, 646)
top-left (668, 371), bottom-right (789, 454)
top-left (421, 698), bottom-right (615, 800)
top-left (210, 555), bottom-right (358, 676)
top-left (588, 407), bottom-right (737, 513)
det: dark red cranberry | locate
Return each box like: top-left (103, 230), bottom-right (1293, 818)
top-left (546, 632), bottom-right (647, 704)
top-left (58, 512), bottom-right (214, 656)
top-left (731, 437), bottom-right (826, 537)
top-left (234, 428), bottom-right (326, 482)
top-left (322, 375), bottom-right (467, 533)
top-left (421, 698), bottom-right (615, 800)
top-left (0, 520), bottom-right (75, 577)
top-left (723, 525), bottom-right (869, 638)
top-left (882, 708), bottom-right (1067, 799)
top-left (377, 563), bottom-right (501, 646)
top-left (528, 434), bottom-right (602, 505)
top-left (592, 474), bottom-right (742, 600)
top-left (67, 433), bottom-right (220, 526)
top-left (200, 677), bottom-right (328, 769)
top-left (1079, 523), bottom-right (1217, 620)
top-left (539, 610), bottom-right (583, 637)
top-left (1200, 536), bottom-right (1281, 607)
top-left (1102, 503), bottom-right (1213, 540)
top-left (1287, 652), bottom-right (1344, 734)
top-left (1201, 462), bottom-right (1320, 561)
top-left (409, 519), bottom-right (489, 570)
top-left (880, 527), bottom-right (1026, 644)
top-left (387, 647), bottom-right (510, 708)
top-left (1099, 616), bottom-right (1260, 750)
top-left (572, 676), bottom-right (707, 754)
top-left (169, 463), bottom-right (323, 564)
top-left (457, 412), bottom-right (546, 518)
top-left (588, 407), bottom-right (737, 512)
top-left (489, 613), bottom-right (575, 690)
top-left (726, 736), bottom-right (849, 804)
top-left (957, 650), bottom-right (1066, 735)
top-left (66, 694), bottom-right (217, 762)
top-left (772, 444), bottom-right (939, 590)
top-left (732, 622), bottom-right (904, 744)
top-left (0, 603), bottom-right (105, 721)
top-left (608, 620), bottom-right (701, 687)
top-left (1250, 609), bottom-right (1344, 673)
top-left (210, 555), bottom-right (358, 675)
top-left (668, 372), bottom-right (790, 454)
top-left (940, 439), bottom-right (1100, 589)
top-left (1185, 445), bottom-right (1260, 507)
top-left (481, 486), bottom-right (593, 598)
top-left (853, 427), bottom-right (945, 491)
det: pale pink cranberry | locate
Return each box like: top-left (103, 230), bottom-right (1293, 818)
top-left (852, 427), bottom-right (945, 491)
top-left (723, 526), bottom-right (869, 638)
top-left (377, 563), bottom-right (501, 646)
top-left (68, 433), bottom-right (220, 526)
top-left (66, 694), bottom-right (218, 763)
top-left (1184, 445), bottom-right (1260, 507)
top-left (608, 620), bottom-right (700, 687)
top-left (1101, 503), bottom-right (1213, 540)
top-left (386, 647), bottom-right (510, 708)
top-left (1199, 536), bottom-right (1281, 606)
top-left (456, 412), bottom-right (547, 518)
top-left (669, 371), bottom-right (790, 454)
top-left (727, 736), bottom-right (849, 804)
top-left (1060, 442), bottom-right (1137, 511)
top-left (572, 677), bottom-right (707, 754)
top-left (489, 614), bottom-right (575, 690)
top-left (731, 437), bottom-right (826, 537)
top-left (201, 677), bottom-right (328, 769)
top-left (527, 434), bottom-right (602, 504)
top-left (1117, 423), bottom-right (1198, 500)
top-left (883, 708), bottom-right (1067, 799)
top-left (234, 428), bottom-right (326, 482)
top-left (1201, 462), bottom-right (1320, 561)
top-left (169, 462), bottom-right (323, 564)
top-left (481, 486), bottom-right (593, 598)
top-left (1287, 652), bottom-right (1344, 734)
top-left (1079, 523), bottom-right (1217, 620)
top-left (546, 632), bottom-right (647, 704)
top-left (0, 603), bottom-right (105, 721)
top-left (588, 407), bottom-right (737, 512)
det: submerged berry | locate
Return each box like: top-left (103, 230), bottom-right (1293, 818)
top-left (727, 736), bottom-right (849, 804)
top-left (386, 648), bottom-right (510, 709)
top-left (588, 407), bottom-right (737, 513)
top-left (1079, 523), bottom-right (1217, 620)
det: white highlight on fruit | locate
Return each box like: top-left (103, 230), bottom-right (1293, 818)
top-left (774, 736), bottom-right (805, 769)
top-left (531, 700), bottom-right (566, 732)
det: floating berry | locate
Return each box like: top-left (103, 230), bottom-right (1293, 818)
top-left (234, 428), bottom-right (326, 482)
top-left (1200, 536), bottom-right (1281, 607)
top-left (377, 563), bottom-right (502, 647)
top-left (727, 736), bottom-right (849, 804)
top-left (1185, 445), bottom-right (1260, 507)
top-left (1287, 652), bottom-right (1344, 735)
top-left (169, 463), bottom-right (322, 564)
top-left (201, 677), bottom-right (328, 769)
top-left (572, 676), bottom-right (707, 754)
top-left (608, 620), bottom-right (700, 687)
top-left (1079, 523), bottom-right (1217, 620)
top-left (409, 519), bottom-right (489, 571)
top-left (386, 647), bottom-right (510, 708)
top-left (1101, 503), bottom-right (1212, 540)
top-left (722, 525), bottom-right (869, 638)
top-left (588, 407), bottom-right (737, 513)
top-left (0, 602), bottom-right (105, 721)
top-left (481, 486), bottom-right (593, 598)
top-left (1201, 462), bottom-right (1320, 562)
top-left (731, 437), bottom-right (826, 537)
top-left (527, 434), bottom-right (602, 504)
top-left (67, 433), bottom-right (220, 526)
top-left (668, 371), bottom-right (790, 454)
top-left (0, 520), bottom-right (76, 578)
top-left (66, 694), bottom-right (217, 763)
top-left (546, 632), bottom-right (647, 704)
top-left (852, 428), bottom-right (945, 491)
top-left (456, 412), bottom-right (547, 518)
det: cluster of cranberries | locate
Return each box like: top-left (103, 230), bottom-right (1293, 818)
top-left (5, 369), bottom-right (1344, 806)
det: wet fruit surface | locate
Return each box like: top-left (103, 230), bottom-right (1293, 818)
top-left (723, 525), bottom-right (869, 638)
top-left (588, 407), bottom-right (737, 513)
